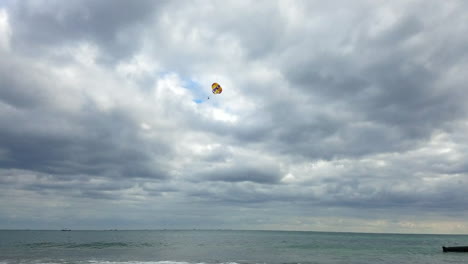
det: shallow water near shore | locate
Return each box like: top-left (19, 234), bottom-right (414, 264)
top-left (1, 230), bottom-right (468, 264)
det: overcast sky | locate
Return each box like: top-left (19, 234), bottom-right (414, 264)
top-left (1, 0), bottom-right (468, 234)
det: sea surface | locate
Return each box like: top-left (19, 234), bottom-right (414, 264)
top-left (1, 230), bottom-right (468, 264)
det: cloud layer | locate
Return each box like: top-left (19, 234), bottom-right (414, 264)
top-left (1, 0), bottom-right (468, 234)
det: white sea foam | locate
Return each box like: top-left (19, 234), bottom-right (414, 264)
top-left (6, 261), bottom-right (242, 264)
top-left (87, 262), bottom-right (241, 264)
top-left (89, 262), bottom-right (202, 264)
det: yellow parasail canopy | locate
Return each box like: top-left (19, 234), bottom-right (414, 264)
top-left (211, 82), bottom-right (223, 94)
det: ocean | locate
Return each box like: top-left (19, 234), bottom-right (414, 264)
top-left (1, 230), bottom-right (467, 264)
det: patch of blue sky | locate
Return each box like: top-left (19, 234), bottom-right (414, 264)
top-left (182, 78), bottom-right (207, 104)
top-left (183, 78), bottom-right (202, 92)
top-left (157, 72), bottom-right (208, 104)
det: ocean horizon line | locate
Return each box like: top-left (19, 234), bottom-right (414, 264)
top-left (1, 228), bottom-right (467, 236)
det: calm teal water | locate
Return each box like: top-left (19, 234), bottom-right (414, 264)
top-left (1, 230), bottom-right (468, 264)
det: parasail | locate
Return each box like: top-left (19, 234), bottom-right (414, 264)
top-left (211, 82), bottom-right (223, 94)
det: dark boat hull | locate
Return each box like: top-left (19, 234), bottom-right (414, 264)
top-left (443, 246), bottom-right (468, 252)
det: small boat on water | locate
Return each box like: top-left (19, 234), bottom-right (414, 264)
top-left (60, 228), bottom-right (71, 231)
top-left (443, 246), bottom-right (468, 252)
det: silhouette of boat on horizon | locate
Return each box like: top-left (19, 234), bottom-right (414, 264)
top-left (60, 228), bottom-right (71, 231)
top-left (443, 246), bottom-right (468, 252)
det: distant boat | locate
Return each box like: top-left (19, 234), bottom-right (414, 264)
top-left (60, 228), bottom-right (71, 231)
top-left (443, 246), bottom-right (468, 252)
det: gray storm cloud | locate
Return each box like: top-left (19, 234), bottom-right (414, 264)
top-left (0, 0), bottom-right (468, 233)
